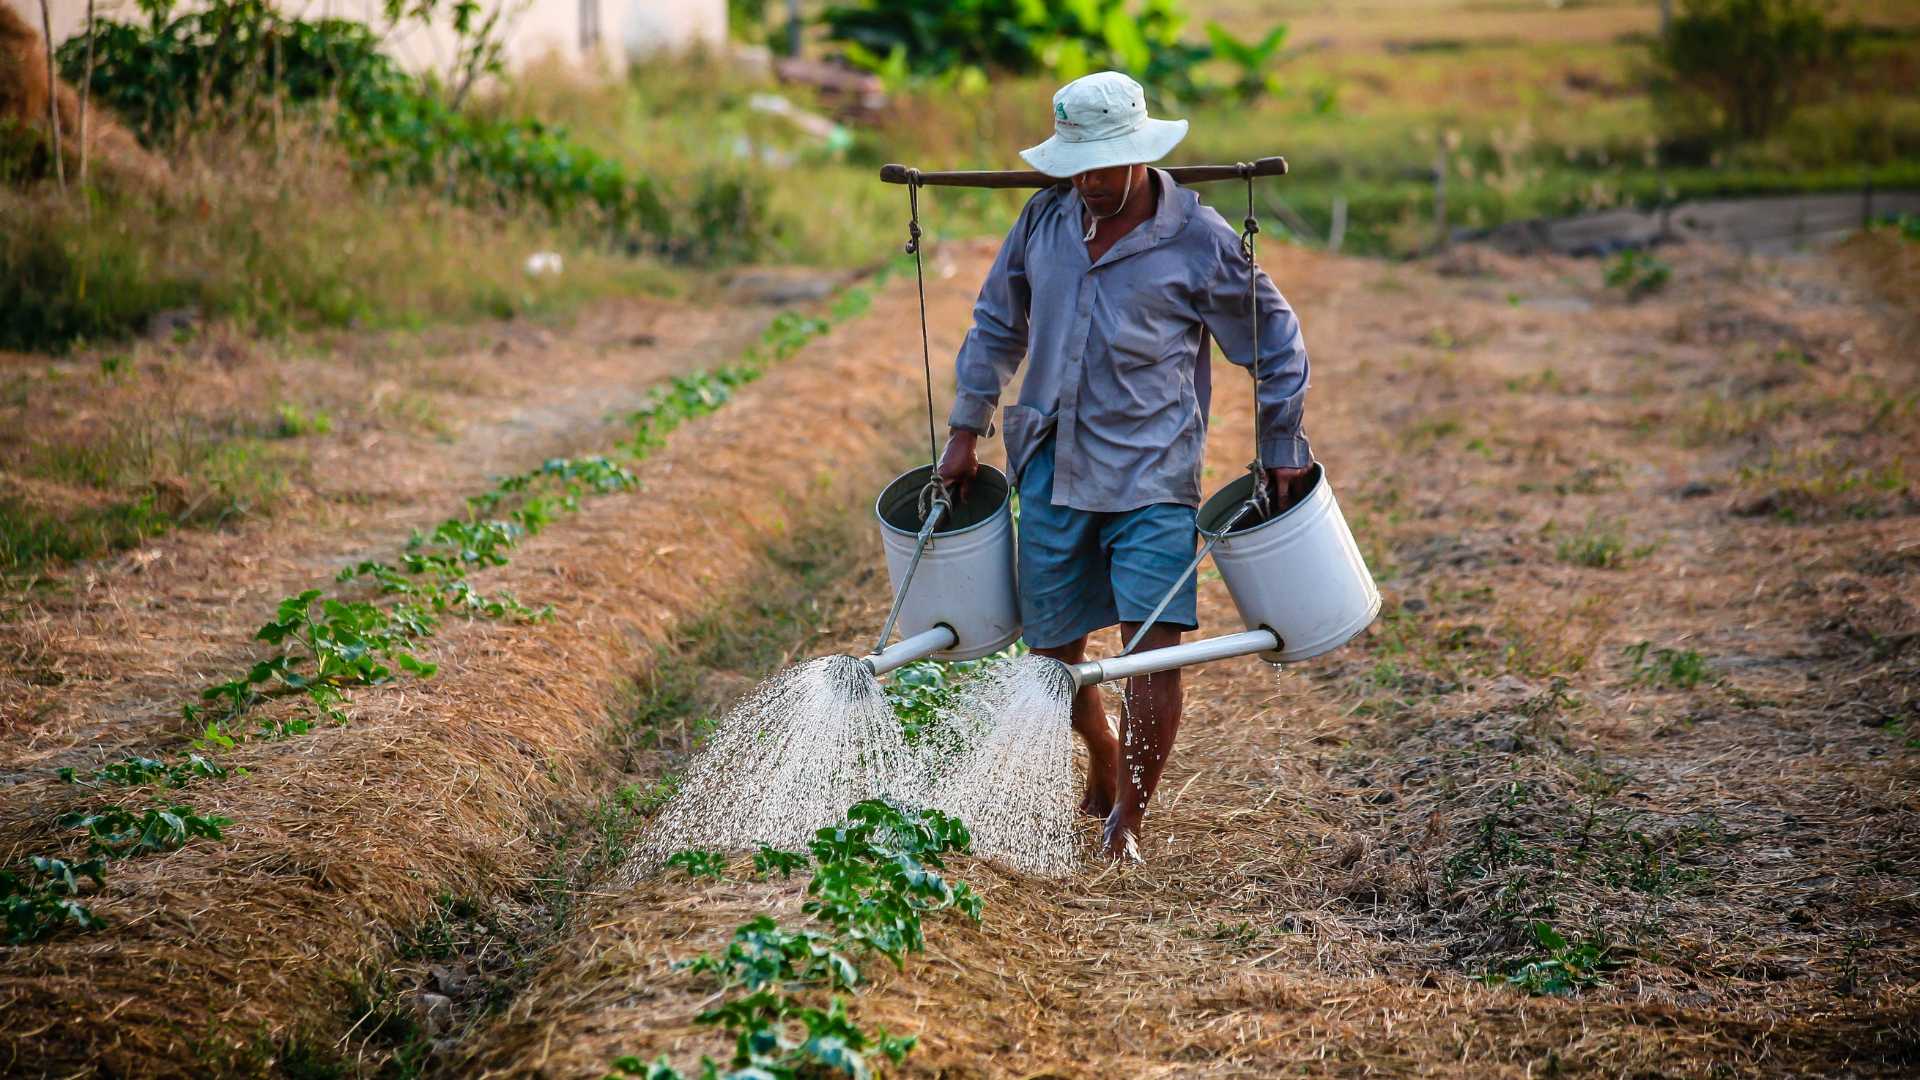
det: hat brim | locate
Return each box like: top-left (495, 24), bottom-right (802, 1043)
top-left (1018, 117), bottom-right (1188, 178)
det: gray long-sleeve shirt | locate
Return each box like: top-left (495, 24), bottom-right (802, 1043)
top-left (948, 168), bottom-right (1311, 513)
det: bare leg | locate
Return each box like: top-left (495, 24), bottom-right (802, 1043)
top-left (1103, 622), bottom-right (1184, 861)
top-left (1031, 635), bottom-right (1117, 818)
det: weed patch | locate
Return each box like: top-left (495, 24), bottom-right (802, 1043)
top-left (1485, 921), bottom-right (1621, 996)
top-left (1552, 518), bottom-right (1654, 569)
top-left (1623, 640), bottom-right (1714, 689)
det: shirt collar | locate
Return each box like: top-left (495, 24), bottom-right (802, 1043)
top-left (1066, 168), bottom-right (1194, 267)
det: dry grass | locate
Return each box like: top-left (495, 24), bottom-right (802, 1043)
top-left (0, 245), bottom-right (989, 1074)
top-left (2, 229), bottom-right (1916, 1076)
top-left (443, 241), bottom-right (1917, 1077)
top-left (0, 294), bottom-right (773, 747)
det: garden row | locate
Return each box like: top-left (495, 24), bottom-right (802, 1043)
top-left (3, 287), bottom-right (867, 946)
top-left (0, 256), bottom-right (974, 1076)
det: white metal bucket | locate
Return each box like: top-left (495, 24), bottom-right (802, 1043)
top-left (875, 464), bottom-right (1021, 661)
top-left (1197, 464), bottom-right (1380, 663)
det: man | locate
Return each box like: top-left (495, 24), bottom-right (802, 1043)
top-left (935, 71), bottom-right (1313, 862)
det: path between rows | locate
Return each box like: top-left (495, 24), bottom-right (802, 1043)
top-left (0, 294), bottom-right (780, 769)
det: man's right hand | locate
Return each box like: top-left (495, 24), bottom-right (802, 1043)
top-left (936, 429), bottom-right (980, 502)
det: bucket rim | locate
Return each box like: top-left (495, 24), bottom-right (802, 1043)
top-left (1197, 463), bottom-right (1327, 540)
top-left (875, 463), bottom-right (1011, 540)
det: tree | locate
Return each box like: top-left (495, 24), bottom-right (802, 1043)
top-left (1653, 0), bottom-right (1853, 142)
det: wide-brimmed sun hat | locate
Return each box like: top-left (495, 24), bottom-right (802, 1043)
top-left (1019, 71), bottom-right (1188, 178)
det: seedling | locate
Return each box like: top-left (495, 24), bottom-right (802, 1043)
top-left (1603, 249), bottom-right (1671, 299)
top-left (2, 857), bottom-right (106, 944)
top-left (632, 801), bottom-right (977, 1080)
top-left (59, 753), bottom-right (232, 788)
top-left (665, 849), bottom-right (728, 880)
top-left (753, 846), bottom-right (808, 880)
top-left (1487, 921), bottom-right (1621, 996)
top-left (1623, 640), bottom-right (1713, 688)
top-left (61, 803), bottom-right (233, 859)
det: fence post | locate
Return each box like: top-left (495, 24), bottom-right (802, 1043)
top-left (1432, 143), bottom-right (1448, 252)
top-left (1329, 195), bottom-right (1347, 254)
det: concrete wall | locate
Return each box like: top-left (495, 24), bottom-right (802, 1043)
top-left (4, 0), bottom-right (724, 75)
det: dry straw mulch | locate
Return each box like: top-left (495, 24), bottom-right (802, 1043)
top-left (453, 243), bottom-right (1917, 1077)
top-left (0, 246), bottom-right (994, 1074)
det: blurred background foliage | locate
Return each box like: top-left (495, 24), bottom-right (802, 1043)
top-left (2, 0), bottom-right (1916, 353)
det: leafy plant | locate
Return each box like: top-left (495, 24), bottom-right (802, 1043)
top-left (59, 753), bottom-right (232, 788)
top-left (1602, 249), bottom-right (1672, 299)
top-left (665, 849), bottom-right (729, 880)
top-left (1487, 921), bottom-right (1621, 996)
top-left (2, 857), bottom-right (107, 944)
top-left (1204, 22), bottom-right (1288, 103)
top-left (821, 0), bottom-right (1215, 100)
top-left (753, 846), bottom-right (809, 879)
top-left (624, 801), bottom-right (978, 1080)
top-left (1623, 640), bottom-right (1714, 688)
top-left (61, 803), bottom-right (233, 858)
top-left (1653, 0), bottom-right (1855, 141)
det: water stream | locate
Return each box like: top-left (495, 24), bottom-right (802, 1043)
top-left (632, 653), bottom-right (1083, 879)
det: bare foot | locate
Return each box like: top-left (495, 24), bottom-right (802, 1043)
top-left (1079, 782), bottom-right (1115, 819)
top-left (1101, 807), bottom-right (1144, 863)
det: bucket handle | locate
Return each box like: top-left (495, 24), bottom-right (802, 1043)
top-left (1118, 497), bottom-right (1260, 657)
top-left (872, 483), bottom-right (951, 654)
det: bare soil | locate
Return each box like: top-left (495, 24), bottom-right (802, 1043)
top-left (2, 234), bottom-right (1915, 1077)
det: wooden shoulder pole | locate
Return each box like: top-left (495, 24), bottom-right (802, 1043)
top-left (879, 157), bottom-right (1288, 189)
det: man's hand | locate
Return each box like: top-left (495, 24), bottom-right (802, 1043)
top-left (937, 429), bottom-right (980, 502)
top-left (1265, 464), bottom-right (1315, 514)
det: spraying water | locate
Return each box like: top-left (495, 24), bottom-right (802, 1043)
top-left (631, 651), bottom-right (1085, 880)
top-left (632, 655), bottom-right (921, 873)
top-left (923, 655), bottom-right (1081, 877)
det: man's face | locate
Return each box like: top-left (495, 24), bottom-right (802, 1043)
top-left (1073, 164), bottom-right (1137, 216)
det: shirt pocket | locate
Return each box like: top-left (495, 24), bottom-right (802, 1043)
top-left (1000, 403), bottom-right (1052, 485)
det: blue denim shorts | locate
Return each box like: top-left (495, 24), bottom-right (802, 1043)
top-left (1016, 436), bottom-right (1199, 650)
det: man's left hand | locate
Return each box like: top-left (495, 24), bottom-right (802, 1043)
top-left (1265, 465), bottom-right (1315, 514)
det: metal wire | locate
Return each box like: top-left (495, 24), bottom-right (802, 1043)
top-left (905, 173), bottom-right (939, 475)
top-left (1241, 164), bottom-right (1270, 517)
top-left (876, 176), bottom-right (949, 655)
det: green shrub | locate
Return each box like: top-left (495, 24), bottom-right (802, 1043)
top-left (1653, 0), bottom-right (1855, 141)
top-left (0, 208), bottom-right (199, 350)
top-left (821, 0), bottom-right (1211, 98)
top-left (57, 0), bottom-right (673, 243)
top-left (1602, 249), bottom-right (1672, 299)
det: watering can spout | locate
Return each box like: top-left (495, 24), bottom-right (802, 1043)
top-left (1064, 628), bottom-right (1283, 690)
top-left (861, 624), bottom-right (959, 678)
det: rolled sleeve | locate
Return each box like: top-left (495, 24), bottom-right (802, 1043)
top-left (948, 392), bottom-right (997, 436)
top-left (1197, 216), bottom-right (1312, 467)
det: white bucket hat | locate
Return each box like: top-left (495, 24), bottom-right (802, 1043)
top-left (1019, 71), bottom-right (1189, 178)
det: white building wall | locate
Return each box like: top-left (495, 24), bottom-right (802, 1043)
top-left (4, 0), bottom-right (723, 76)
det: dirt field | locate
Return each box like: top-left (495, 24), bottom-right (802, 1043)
top-left (1, 229), bottom-right (1915, 1076)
